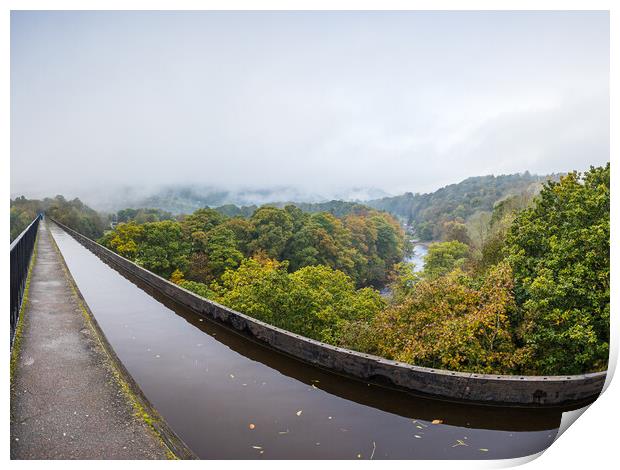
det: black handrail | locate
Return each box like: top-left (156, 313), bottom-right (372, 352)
top-left (10, 214), bottom-right (42, 350)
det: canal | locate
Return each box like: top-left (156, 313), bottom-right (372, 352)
top-left (49, 223), bottom-right (568, 459)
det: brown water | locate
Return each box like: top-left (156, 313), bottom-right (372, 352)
top-left (49, 223), bottom-right (571, 460)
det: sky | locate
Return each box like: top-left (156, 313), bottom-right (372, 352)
top-left (10, 10), bottom-right (610, 201)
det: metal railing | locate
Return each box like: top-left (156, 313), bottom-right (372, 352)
top-left (10, 215), bottom-right (41, 350)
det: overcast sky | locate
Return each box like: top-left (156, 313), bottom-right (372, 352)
top-left (11, 10), bottom-right (609, 200)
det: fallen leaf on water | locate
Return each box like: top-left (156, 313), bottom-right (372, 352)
top-left (311, 384), bottom-right (318, 389)
top-left (296, 410), bottom-right (303, 416)
top-left (229, 374), bottom-right (235, 379)
top-left (416, 425), bottom-right (423, 429)
top-left (479, 448), bottom-right (489, 452)
top-left (414, 435), bottom-right (422, 439)
top-left (252, 446), bottom-right (263, 450)
top-left (431, 419), bottom-right (443, 425)
top-left (451, 440), bottom-right (469, 448)
top-left (328, 416), bottom-right (333, 420)
top-left (248, 423), bottom-right (256, 430)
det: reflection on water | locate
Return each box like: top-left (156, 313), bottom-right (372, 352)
top-left (49, 223), bottom-right (570, 460)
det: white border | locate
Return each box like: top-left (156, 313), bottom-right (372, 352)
top-left (2, 2), bottom-right (617, 469)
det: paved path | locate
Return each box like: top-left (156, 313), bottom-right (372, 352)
top-left (10, 223), bottom-right (170, 459)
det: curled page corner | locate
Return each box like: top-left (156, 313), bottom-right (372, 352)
top-left (555, 405), bottom-right (590, 442)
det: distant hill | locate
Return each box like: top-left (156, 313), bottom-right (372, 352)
top-left (366, 172), bottom-right (560, 239)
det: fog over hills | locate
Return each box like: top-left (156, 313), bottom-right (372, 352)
top-left (58, 184), bottom-right (393, 214)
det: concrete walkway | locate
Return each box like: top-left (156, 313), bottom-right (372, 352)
top-left (10, 223), bottom-right (170, 459)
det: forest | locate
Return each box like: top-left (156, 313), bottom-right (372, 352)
top-left (10, 165), bottom-right (609, 376)
top-left (368, 172), bottom-right (560, 241)
top-left (10, 195), bottom-right (106, 241)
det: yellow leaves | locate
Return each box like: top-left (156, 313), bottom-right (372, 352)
top-left (431, 419), bottom-right (443, 425)
top-left (170, 269), bottom-right (185, 284)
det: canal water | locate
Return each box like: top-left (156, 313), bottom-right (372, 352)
top-left (49, 223), bottom-right (568, 460)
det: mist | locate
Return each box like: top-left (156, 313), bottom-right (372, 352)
top-left (10, 11), bottom-right (609, 205)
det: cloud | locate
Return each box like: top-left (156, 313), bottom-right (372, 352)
top-left (10, 11), bottom-right (609, 202)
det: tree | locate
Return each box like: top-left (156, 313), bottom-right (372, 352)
top-left (134, 221), bottom-right (190, 278)
top-left (181, 208), bottom-right (225, 237)
top-left (249, 207), bottom-right (294, 258)
top-left (203, 257), bottom-right (384, 344)
top-left (423, 240), bottom-right (469, 279)
top-left (100, 221), bottom-right (143, 259)
top-left (371, 262), bottom-right (526, 374)
top-left (189, 225), bottom-right (244, 281)
top-left (442, 220), bottom-right (471, 245)
top-left (506, 164), bottom-right (610, 374)
top-left (220, 217), bottom-right (254, 255)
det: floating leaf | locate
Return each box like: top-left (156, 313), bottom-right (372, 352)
top-left (431, 419), bottom-right (443, 425)
top-left (414, 435), bottom-right (422, 439)
top-left (479, 448), bottom-right (489, 452)
top-left (296, 410), bottom-right (303, 416)
top-left (451, 440), bottom-right (469, 447)
top-left (251, 445), bottom-right (263, 450)
top-left (229, 374), bottom-right (235, 379)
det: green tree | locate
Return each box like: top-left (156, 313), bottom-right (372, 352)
top-left (181, 208), bottom-right (225, 237)
top-left (190, 225), bottom-right (244, 281)
top-left (506, 164), bottom-right (610, 374)
top-left (134, 221), bottom-right (190, 278)
top-left (204, 257), bottom-right (384, 344)
top-left (423, 240), bottom-right (469, 279)
top-left (249, 207), bottom-right (294, 258)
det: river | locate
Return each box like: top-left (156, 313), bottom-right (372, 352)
top-left (405, 242), bottom-right (429, 273)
